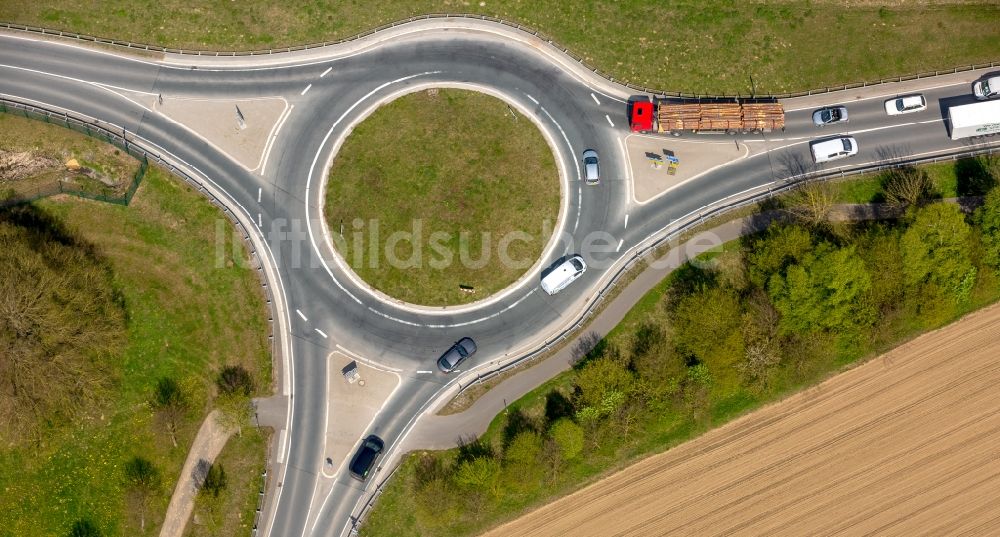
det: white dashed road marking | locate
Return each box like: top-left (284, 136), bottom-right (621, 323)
top-left (314, 328), bottom-right (328, 338)
top-left (320, 67), bottom-right (332, 78)
top-left (257, 187), bottom-right (262, 203)
top-left (624, 214), bottom-right (629, 229)
top-left (617, 239), bottom-right (624, 252)
top-left (296, 309), bottom-right (308, 322)
top-left (257, 213), bottom-right (262, 228)
top-left (606, 114), bottom-right (614, 127)
top-left (416, 370), bottom-right (433, 374)
top-left (591, 93), bottom-right (600, 105)
top-left (301, 84), bottom-right (312, 96)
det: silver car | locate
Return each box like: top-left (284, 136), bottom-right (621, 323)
top-left (812, 106), bottom-right (848, 126)
top-left (582, 149), bottom-right (600, 185)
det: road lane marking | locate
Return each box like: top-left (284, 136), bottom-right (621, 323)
top-left (276, 429), bottom-right (287, 464)
top-left (606, 114), bottom-right (615, 127)
top-left (591, 93), bottom-right (600, 105)
top-left (416, 370), bottom-right (433, 374)
top-left (257, 213), bottom-right (262, 228)
top-left (314, 328), bottom-right (328, 338)
top-left (257, 187), bottom-right (262, 203)
top-left (617, 239), bottom-right (624, 252)
top-left (295, 309), bottom-right (308, 321)
top-left (320, 67), bottom-right (332, 78)
top-left (525, 93), bottom-right (539, 105)
top-left (259, 103), bottom-right (294, 176)
top-left (624, 214), bottom-right (629, 229)
top-left (300, 84), bottom-right (312, 95)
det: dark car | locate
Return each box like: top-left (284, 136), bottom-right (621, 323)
top-left (348, 435), bottom-right (384, 481)
top-left (436, 337), bottom-right (478, 373)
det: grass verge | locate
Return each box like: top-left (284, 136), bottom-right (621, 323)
top-left (3, 2), bottom-right (1000, 94)
top-left (325, 88), bottom-right (559, 306)
top-left (0, 116), bottom-right (271, 537)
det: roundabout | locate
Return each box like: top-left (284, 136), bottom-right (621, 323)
top-left (323, 87), bottom-right (560, 307)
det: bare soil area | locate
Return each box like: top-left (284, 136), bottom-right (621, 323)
top-left (482, 303), bottom-right (1000, 537)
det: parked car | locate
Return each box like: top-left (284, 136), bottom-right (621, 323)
top-left (436, 337), bottom-right (477, 373)
top-left (583, 149), bottom-right (600, 185)
top-left (973, 76), bottom-right (1000, 100)
top-left (810, 136), bottom-right (858, 163)
top-left (540, 255), bottom-right (587, 295)
top-left (884, 94), bottom-right (927, 115)
top-left (812, 106), bottom-right (849, 126)
top-left (348, 435), bottom-right (384, 481)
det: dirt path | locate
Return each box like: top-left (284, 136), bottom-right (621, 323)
top-left (482, 303), bottom-right (1000, 537)
top-left (159, 410), bottom-right (233, 537)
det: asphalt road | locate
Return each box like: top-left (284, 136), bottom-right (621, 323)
top-left (1, 20), bottom-right (998, 537)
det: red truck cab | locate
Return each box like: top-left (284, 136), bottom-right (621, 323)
top-left (628, 98), bottom-right (654, 133)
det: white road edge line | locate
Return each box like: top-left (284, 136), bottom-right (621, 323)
top-left (320, 67), bottom-right (332, 78)
top-left (591, 93), bottom-right (600, 105)
top-left (295, 309), bottom-right (308, 322)
top-left (260, 104), bottom-right (294, 176)
top-left (314, 328), bottom-right (328, 338)
top-left (300, 84), bottom-right (313, 96)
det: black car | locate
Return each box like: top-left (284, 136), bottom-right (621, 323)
top-left (348, 435), bottom-right (384, 481)
top-left (436, 337), bottom-right (478, 373)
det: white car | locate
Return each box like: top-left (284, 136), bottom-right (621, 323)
top-left (811, 136), bottom-right (858, 164)
top-left (973, 76), bottom-right (1000, 100)
top-left (540, 255), bottom-right (587, 295)
top-left (885, 94), bottom-right (927, 115)
top-left (582, 149), bottom-right (600, 185)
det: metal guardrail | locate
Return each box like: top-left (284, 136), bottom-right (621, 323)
top-left (2, 16), bottom-right (999, 99)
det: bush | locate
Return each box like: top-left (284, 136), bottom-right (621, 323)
top-left (549, 419), bottom-right (584, 461)
top-left (216, 365), bottom-right (254, 396)
top-left (201, 462), bottom-right (227, 497)
top-left (68, 519), bottom-right (101, 537)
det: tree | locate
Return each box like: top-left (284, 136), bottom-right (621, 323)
top-left (574, 356), bottom-right (633, 413)
top-left (68, 518), bottom-right (101, 537)
top-left (151, 377), bottom-right (186, 447)
top-left (672, 286), bottom-right (744, 374)
top-left (0, 206), bottom-right (126, 444)
top-left (123, 456), bottom-right (160, 532)
top-left (783, 181), bottom-right (836, 227)
top-left (746, 224), bottom-right (814, 288)
top-left (216, 365), bottom-right (254, 396)
top-left (504, 430), bottom-right (543, 467)
top-left (768, 243), bottom-right (876, 335)
top-left (455, 456), bottom-right (501, 492)
top-left (549, 419), bottom-right (584, 461)
top-left (200, 462), bottom-right (227, 497)
top-left (900, 202), bottom-right (977, 305)
top-left (215, 392), bottom-right (253, 437)
top-left (975, 186), bottom-right (1000, 270)
top-left (883, 166), bottom-right (934, 209)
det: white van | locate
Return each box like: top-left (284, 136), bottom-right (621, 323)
top-left (540, 255), bottom-right (587, 295)
top-left (810, 136), bottom-right (858, 163)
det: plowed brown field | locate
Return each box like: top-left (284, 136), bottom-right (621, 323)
top-left (482, 304), bottom-right (1000, 537)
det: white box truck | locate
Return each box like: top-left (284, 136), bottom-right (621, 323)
top-left (948, 100), bottom-right (1000, 140)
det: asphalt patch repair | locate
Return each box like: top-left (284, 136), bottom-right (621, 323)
top-left (481, 303), bottom-right (1000, 537)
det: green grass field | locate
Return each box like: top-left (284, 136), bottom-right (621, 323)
top-left (0, 114), bottom-right (271, 537)
top-left (2, 2), bottom-right (998, 94)
top-left (324, 88), bottom-right (559, 306)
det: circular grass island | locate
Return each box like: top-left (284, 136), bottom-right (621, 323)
top-left (324, 88), bottom-right (560, 306)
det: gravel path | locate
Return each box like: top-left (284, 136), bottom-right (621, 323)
top-left (158, 410), bottom-right (233, 537)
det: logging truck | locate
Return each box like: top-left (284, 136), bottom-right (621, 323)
top-left (628, 97), bottom-right (785, 136)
